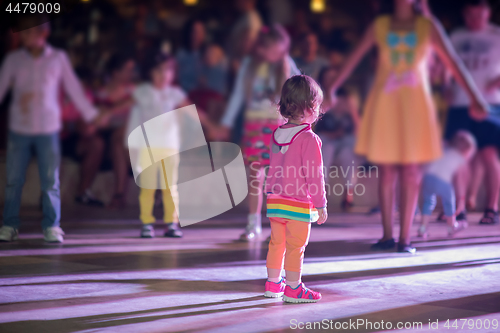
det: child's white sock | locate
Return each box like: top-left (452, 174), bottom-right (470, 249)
top-left (268, 276), bottom-right (282, 283)
top-left (286, 280), bottom-right (301, 289)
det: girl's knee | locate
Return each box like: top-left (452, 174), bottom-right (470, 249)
top-left (285, 240), bottom-right (307, 254)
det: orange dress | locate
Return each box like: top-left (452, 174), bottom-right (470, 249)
top-left (355, 15), bottom-right (442, 164)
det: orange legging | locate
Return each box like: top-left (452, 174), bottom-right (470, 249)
top-left (266, 217), bottom-right (311, 273)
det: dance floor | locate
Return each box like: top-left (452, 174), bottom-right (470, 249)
top-left (1, 209), bottom-right (500, 333)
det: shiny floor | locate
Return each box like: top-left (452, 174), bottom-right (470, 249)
top-left (1, 210), bottom-right (500, 333)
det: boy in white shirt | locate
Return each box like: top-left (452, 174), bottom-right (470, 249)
top-left (418, 131), bottom-right (477, 238)
top-left (0, 17), bottom-right (104, 243)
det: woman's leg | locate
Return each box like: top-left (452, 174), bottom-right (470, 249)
top-left (466, 153), bottom-right (483, 211)
top-left (378, 164), bottom-right (399, 241)
top-left (480, 147), bottom-right (500, 212)
top-left (399, 164), bottom-right (423, 245)
top-left (454, 163), bottom-right (470, 214)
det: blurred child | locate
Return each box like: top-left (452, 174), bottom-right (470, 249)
top-left (0, 17), bottom-right (105, 243)
top-left (418, 131), bottom-right (476, 238)
top-left (219, 24), bottom-right (300, 241)
top-left (264, 75), bottom-right (327, 303)
top-left (126, 53), bottom-right (213, 238)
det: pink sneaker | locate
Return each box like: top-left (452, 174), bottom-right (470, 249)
top-left (283, 283), bottom-right (321, 303)
top-left (264, 277), bottom-right (286, 298)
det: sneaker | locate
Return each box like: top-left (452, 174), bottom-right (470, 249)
top-left (456, 210), bottom-right (467, 222)
top-left (448, 221), bottom-right (468, 237)
top-left (240, 213), bottom-right (262, 242)
top-left (164, 223), bottom-right (183, 238)
top-left (239, 217), bottom-right (262, 242)
top-left (370, 238), bottom-right (396, 250)
top-left (75, 191), bottom-right (104, 207)
top-left (283, 283), bottom-right (322, 303)
top-left (264, 277), bottom-right (286, 298)
top-left (479, 209), bottom-right (499, 225)
top-left (0, 226), bottom-right (19, 242)
top-left (43, 227), bottom-right (65, 243)
top-left (417, 225), bottom-right (429, 239)
top-left (397, 242), bottom-right (416, 254)
top-left (141, 224), bottom-right (155, 238)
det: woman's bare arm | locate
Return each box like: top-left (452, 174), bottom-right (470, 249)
top-left (331, 22), bottom-right (376, 94)
top-left (429, 18), bottom-right (489, 118)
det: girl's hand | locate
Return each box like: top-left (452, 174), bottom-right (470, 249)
top-left (316, 208), bottom-right (328, 225)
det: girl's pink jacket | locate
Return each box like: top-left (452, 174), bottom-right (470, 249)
top-left (264, 123), bottom-right (327, 208)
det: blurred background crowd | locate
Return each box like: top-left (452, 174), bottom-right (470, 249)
top-left (0, 0), bottom-right (499, 216)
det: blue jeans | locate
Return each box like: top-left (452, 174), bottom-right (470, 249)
top-left (3, 131), bottom-right (61, 229)
top-left (421, 174), bottom-right (455, 217)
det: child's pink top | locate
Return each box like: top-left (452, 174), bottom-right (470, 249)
top-left (265, 123), bottom-right (327, 208)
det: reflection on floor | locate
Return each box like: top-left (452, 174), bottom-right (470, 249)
top-left (0, 212), bottom-right (499, 333)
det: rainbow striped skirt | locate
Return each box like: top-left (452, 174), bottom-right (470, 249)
top-left (266, 194), bottom-right (319, 223)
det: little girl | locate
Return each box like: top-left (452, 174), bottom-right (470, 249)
top-left (264, 75), bottom-right (328, 303)
top-left (126, 53), bottom-right (213, 238)
top-left (219, 24), bottom-right (300, 241)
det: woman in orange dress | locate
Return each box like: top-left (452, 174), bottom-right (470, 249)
top-left (330, 0), bottom-right (488, 253)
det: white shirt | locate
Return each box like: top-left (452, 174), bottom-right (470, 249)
top-left (0, 45), bottom-right (98, 135)
top-left (450, 24), bottom-right (500, 106)
top-left (426, 148), bottom-right (466, 183)
top-left (126, 83), bottom-right (186, 151)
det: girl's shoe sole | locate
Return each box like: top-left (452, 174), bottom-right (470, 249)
top-left (283, 295), bottom-right (320, 303)
top-left (264, 291), bottom-right (284, 298)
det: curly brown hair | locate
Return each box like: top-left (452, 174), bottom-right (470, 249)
top-left (278, 75), bottom-right (324, 121)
